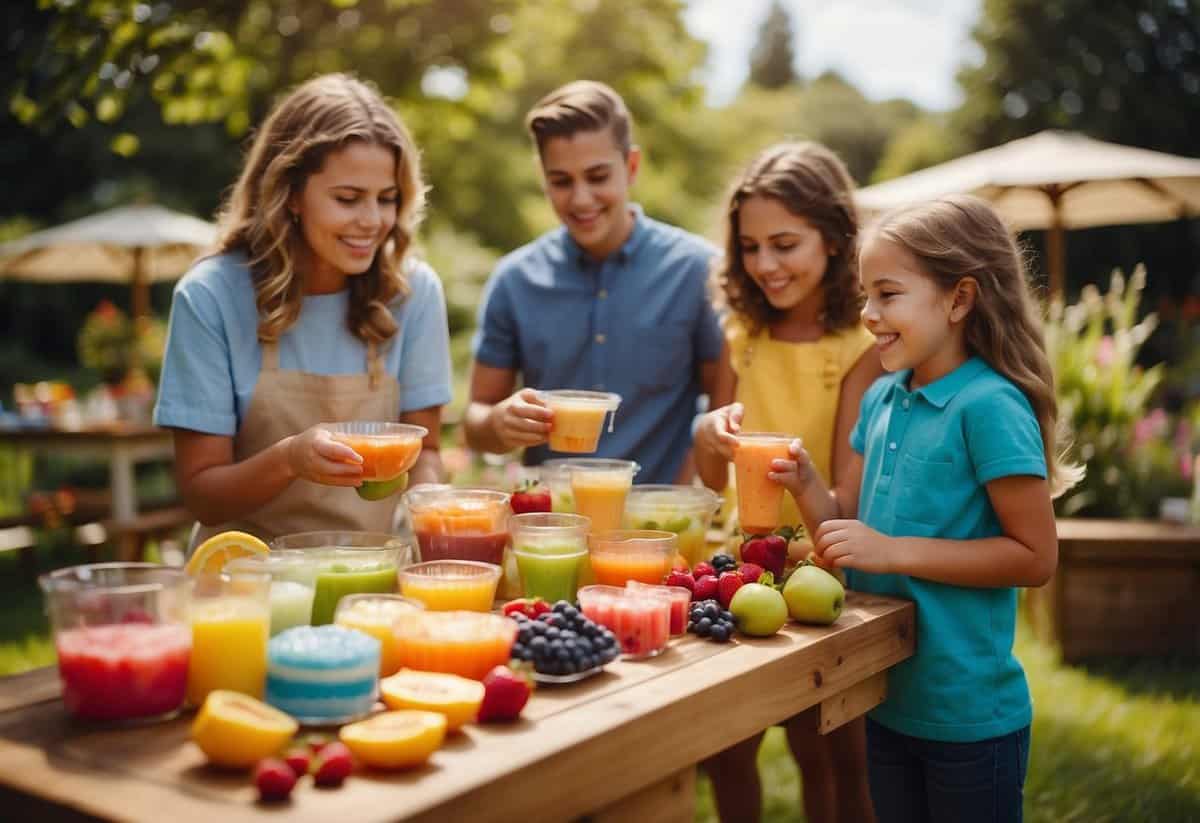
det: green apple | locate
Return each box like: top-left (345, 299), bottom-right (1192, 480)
top-left (729, 583), bottom-right (788, 637)
top-left (783, 565), bottom-right (845, 625)
top-left (356, 472), bottom-right (408, 501)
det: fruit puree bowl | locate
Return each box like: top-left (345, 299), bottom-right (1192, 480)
top-left (393, 610), bottom-right (517, 680)
top-left (624, 485), bottom-right (721, 568)
top-left (39, 563), bottom-right (192, 724)
top-left (398, 560), bottom-right (502, 612)
top-left (323, 421), bottom-right (427, 499)
top-left (403, 487), bottom-right (511, 565)
top-left (587, 529), bottom-right (677, 587)
top-left (576, 584), bottom-right (671, 659)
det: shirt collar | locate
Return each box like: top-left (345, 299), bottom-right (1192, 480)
top-left (884, 356), bottom-right (989, 409)
top-left (563, 203), bottom-right (647, 269)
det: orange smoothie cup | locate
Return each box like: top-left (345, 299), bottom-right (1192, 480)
top-left (324, 422), bottom-right (427, 481)
top-left (733, 432), bottom-right (794, 534)
top-left (588, 529), bottom-right (677, 586)
top-left (393, 611), bottom-right (517, 680)
top-left (567, 459), bottom-right (640, 534)
top-left (540, 390), bottom-right (621, 453)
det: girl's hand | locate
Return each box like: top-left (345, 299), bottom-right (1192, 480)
top-left (814, 519), bottom-right (897, 574)
top-left (767, 438), bottom-right (818, 496)
top-left (287, 425), bottom-right (365, 486)
top-left (490, 388), bottom-right (553, 451)
top-left (694, 402), bottom-right (743, 462)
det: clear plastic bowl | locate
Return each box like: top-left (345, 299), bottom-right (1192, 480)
top-left (321, 421), bottom-right (427, 481)
top-left (587, 529), bottom-right (677, 586)
top-left (398, 559), bottom-right (502, 612)
top-left (393, 610), bottom-right (518, 680)
top-left (404, 487), bottom-right (511, 565)
top-left (624, 485), bottom-right (721, 568)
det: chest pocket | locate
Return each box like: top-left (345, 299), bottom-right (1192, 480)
top-left (894, 452), bottom-right (957, 527)
top-left (635, 319), bottom-right (691, 393)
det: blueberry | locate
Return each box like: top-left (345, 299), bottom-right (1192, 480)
top-left (545, 626), bottom-right (561, 641)
top-left (562, 605), bottom-right (579, 620)
top-left (696, 617), bottom-right (713, 637)
top-left (530, 635), bottom-right (548, 650)
top-left (577, 637), bottom-right (594, 654)
top-left (721, 611), bottom-right (734, 623)
top-left (703, 603), bottom-right (720, 620)
top-left (711, 624), bottom-right (730, 642)
top-left (553, 600), bottom-right (571, 613)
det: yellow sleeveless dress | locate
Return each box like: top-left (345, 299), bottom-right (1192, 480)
top-left (725, 316), bottom-right (876, 531)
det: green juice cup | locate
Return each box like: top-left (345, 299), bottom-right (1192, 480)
top-left (509, 512), bottom-right (591, 604)
top-left (271, 531), bottom-right (415, 625)
top-left (227, 551), bottom-right (318, 636)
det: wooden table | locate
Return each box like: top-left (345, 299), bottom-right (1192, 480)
top-left (0, 592), bottom-right (913, 822)
top-left (0, 424), bottom-right (174, 523)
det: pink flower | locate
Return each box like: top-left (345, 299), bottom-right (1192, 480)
top-left (1132, 408), bottom-right (1168, 447)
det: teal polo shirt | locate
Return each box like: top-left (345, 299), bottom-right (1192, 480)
top-left (847, 356), bottom-right (1047, 742)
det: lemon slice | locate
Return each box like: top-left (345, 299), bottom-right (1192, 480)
top-left (339, 710), bottom-right (446, 770)
top-left (191, 690), bottom-right (298, 769)
top-left (185, 530), bottom-right (269, 576)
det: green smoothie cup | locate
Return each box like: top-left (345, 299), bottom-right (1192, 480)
top-left (271, 531), bottom-right (415, 625)
top-left (509, 512), bottom-right (591, 604)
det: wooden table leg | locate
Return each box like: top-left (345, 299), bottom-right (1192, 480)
top-left (581, 765), bottom-right (696, 823)
top-left (817, 671), bottom-right (887, 735)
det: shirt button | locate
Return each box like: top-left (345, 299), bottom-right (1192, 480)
top-left (888, 442), bottom-right (897, 451)
top-left (595, 333), bottom-right (606, 344)
top-left (598, 289), bottom-right (608, 299)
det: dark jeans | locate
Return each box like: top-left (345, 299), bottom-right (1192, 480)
top-left (866, 717), bottom-right (1030, 823)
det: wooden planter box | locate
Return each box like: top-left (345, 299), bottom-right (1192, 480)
top-left (1026, 519), bottom-right (1200, 662)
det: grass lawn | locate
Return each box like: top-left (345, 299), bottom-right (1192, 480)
top-left (2, 548), bottom-right (1196, 821)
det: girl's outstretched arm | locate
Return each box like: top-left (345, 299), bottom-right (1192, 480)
top-left (771, 445), bottom-right (864, 538)
top-left (814, 474), bottom-right (1057, 588)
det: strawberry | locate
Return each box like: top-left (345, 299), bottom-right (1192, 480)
top-left (312, 741), bottom-right (354, 787)
top-left (738, 562), bottom-right (765, 584)
top-left (692, 561), bottom-right (716, 580)
top-left (717, 571), bottom-right (744, 609)
top-left (302, 732), bottom-right (333, 755)
top-left (254, 758), bottom-right (297, 802)
top-left (740, 534), bottom-right (787, 577)
top-left (283, 747), bottom-right (311, 777)
top-left (477, 664), bottom-right (534, 723)
top-left (664, 570), bottom-right (695, 592)
top-left (502, 597), bottom-right (551, 618)
top-left (510, 480), bottom-right (552, 514)
top-left (692, 574), bottom-right (719, 602)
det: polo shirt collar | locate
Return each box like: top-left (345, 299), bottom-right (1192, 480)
top-left (885, 356), bottom-right (989, 409)
top-left (563, 203), bottom-right (647, 269)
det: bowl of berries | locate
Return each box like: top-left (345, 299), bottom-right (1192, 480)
top-left (507, 600), bottom-right (622, 683)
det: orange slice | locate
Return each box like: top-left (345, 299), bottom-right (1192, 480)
top-left (191, 690), bottom-right (298, 769)
top-left (380, 669), bottom-right (485, 732)
top-left (339, 710), bottom-right (446, 769)
top-left (186, 530), bottom-right (269, 576)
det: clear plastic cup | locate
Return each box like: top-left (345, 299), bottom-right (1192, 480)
top-left (626, 581), bottom-right (693, 636)
top-left (624, 485), bottom-right (721, 569)
top-left (576, 585), bottom-right (671, 659)
top-left (187, 570), bottom-right (272, 706)
top-left (334, 593), bottom-right (425, 677)
top-left (39, 563), bottom-right (192, 723)
top-left (588, 529), bottom-right (677, 586)
top-left (733, 432), bottom-right (794, 534)
top-left (403, 487), bottom-right (511, 565)
top-left (539, 390), bottom-right (622, 453)
top-left (393, 610), bottom-right (518, 680)
top-left (540, 459), bottom-right (576, 513)
top-left (271, 531), bottom-right (412, 625)
top-left (509, 512), bottom-right (591, 603)
top-left (227, 551), bottom-right (318, 636)
top-left (321, 421), bottom-right (427, 482)
top-left (399, 560), bottom-right (502, 612)
top-left (568, 459), bottom-right (641, 534)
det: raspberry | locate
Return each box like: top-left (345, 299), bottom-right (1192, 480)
top-left (254, 758), bottom-right (297, 802)
top-left (312, 741), bottom-right (354, 787)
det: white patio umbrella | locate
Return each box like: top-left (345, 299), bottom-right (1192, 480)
top-left (0, 204), bottom-right (217, 318)
top-left (856, 130), bottom-right (1200, 295)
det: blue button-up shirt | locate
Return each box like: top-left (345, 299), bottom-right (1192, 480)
top-left (848, 357), bottom-right (1047, 742)
top-left (472, 206), bottom-right (722, 483)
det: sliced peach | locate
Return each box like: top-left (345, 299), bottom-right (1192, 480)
top-left (191, 690), bottom-right (297, 769)
top-left (380, 669), bottom-right (485, 732)
top-left (339, 711), bottom-right (446, 770)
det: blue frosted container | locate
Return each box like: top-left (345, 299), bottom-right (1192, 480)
top-left (266, 625), bottom-right (380, 724)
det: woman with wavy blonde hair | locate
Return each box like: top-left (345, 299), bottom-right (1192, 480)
top-left (155, 73), bottom-right (452, 543)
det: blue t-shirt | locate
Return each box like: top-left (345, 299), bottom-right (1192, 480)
top-left (154, 252), bottom-right (453, 435)
top-left (848, 357), bottom-right (1047, 743)
top-left (472, 205), bottom-right (722, 484)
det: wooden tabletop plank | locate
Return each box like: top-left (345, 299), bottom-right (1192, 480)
top-left (0, 593), bottom-right (913, 823)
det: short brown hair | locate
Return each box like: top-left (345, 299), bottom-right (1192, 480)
top-left (525, 80), bottom-right (632, 156)
top-left (715, 142), bottom-right (863, 335)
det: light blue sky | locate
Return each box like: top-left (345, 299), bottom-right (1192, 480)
top-left (683, 0), bottom-right (983, 111)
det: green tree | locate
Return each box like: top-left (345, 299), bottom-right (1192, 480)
top-left (748, 1), bottom-right (799, 89)
top-left (954, 0), bottom-right (1200, 153)
top-left (871, 114), bottom-right (967, 182)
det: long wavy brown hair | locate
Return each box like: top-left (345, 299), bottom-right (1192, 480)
top-left (715, 142), bottom-right (863, 336)
top-left (216, 73), bottom-right (426, 344)
top-left (867, 195), bottom-right (1083, 496)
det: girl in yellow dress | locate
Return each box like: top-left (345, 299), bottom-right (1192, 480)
top-left (694, 142), bottom-right (883, 823)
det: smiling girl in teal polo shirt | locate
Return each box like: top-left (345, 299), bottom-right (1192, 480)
top-left (772, 195), bottom-right (1082, 823)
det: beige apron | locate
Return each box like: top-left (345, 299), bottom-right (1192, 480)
top-left (192, 339), bottom-right (401, 546)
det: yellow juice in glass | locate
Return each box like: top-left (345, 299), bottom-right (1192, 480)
top-left (334, 595), bottom-right (423, 677)
top-left (187, 597), bottom-right (269, 705)
top-left (572, 471), bottom-right (632, 533)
